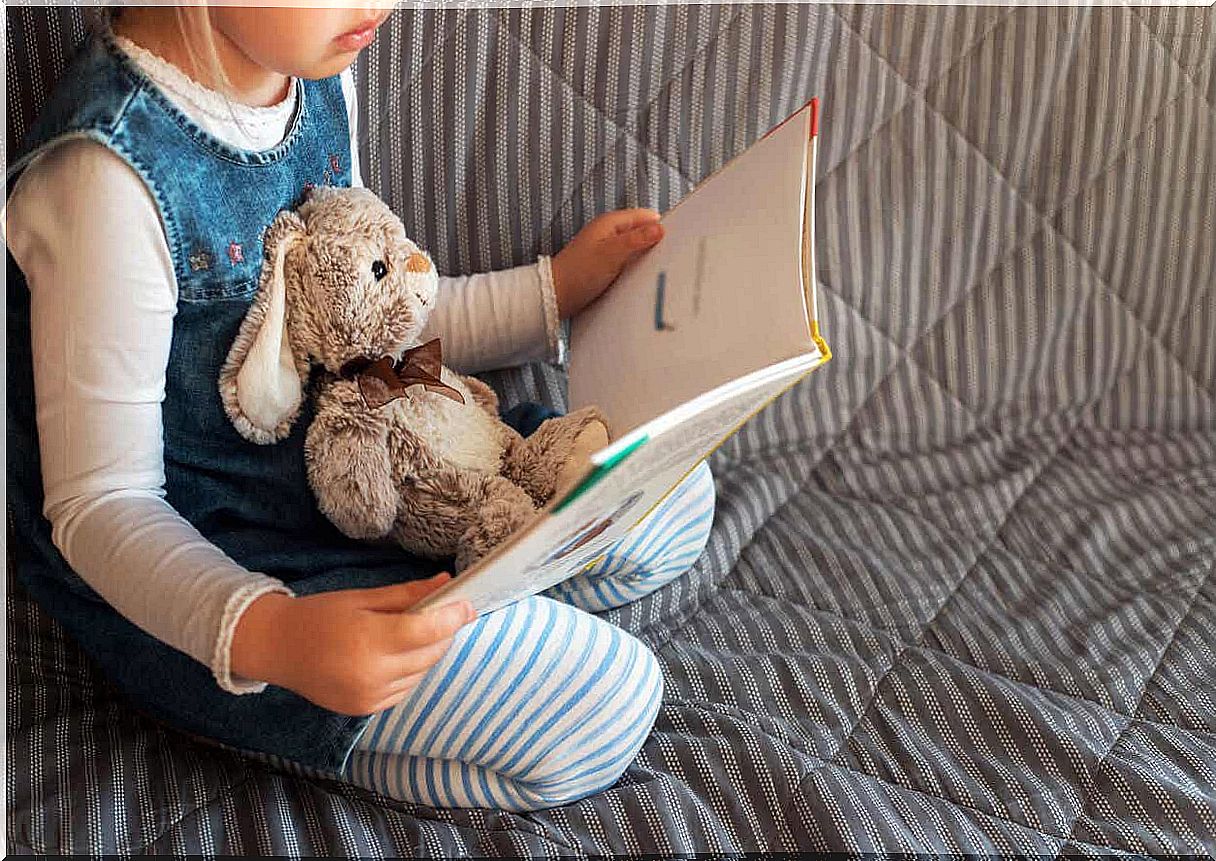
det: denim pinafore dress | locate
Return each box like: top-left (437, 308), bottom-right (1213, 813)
top-left (6, 33), bottom-right (448, 774)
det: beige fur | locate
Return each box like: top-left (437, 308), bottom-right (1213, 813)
top-left (221, 186), bottom-right (609, 569)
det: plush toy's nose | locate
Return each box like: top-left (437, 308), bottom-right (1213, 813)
top-left (406, 252), bottom-right (430, 273)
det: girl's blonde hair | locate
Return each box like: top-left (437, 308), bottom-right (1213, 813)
top-left (171, 5), bottom-right (231, 94)
top-left (99, 4), bottom-right (230, 95)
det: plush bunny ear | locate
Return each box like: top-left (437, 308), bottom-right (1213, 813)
top-left (219, 211), bottom-right (309, 445)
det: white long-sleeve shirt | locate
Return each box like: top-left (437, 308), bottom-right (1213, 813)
top-left (2, 36), bottom-right (563, 695)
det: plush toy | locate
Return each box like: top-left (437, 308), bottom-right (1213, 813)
top-left (219, 186), bottom-right (610, 570)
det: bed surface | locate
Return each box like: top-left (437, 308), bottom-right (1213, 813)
top-left (7, 5), bottom-right (1214, 855)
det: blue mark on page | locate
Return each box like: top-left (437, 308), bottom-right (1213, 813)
top-left (654, 271), bottom-right (676, 331)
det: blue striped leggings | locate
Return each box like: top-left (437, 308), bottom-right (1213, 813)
top-left (343, 461), bottom-right (715, 811)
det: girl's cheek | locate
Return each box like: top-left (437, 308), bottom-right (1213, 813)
top-left (281, 10), bottom-right (353, 69)
top-left (222, 8), bottom-right (354, 77)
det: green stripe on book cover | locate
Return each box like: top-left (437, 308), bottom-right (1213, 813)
top-left (553, 432), bottom-right (650, 513)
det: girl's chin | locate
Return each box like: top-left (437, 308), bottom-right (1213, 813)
top-left (297, 53), bottom-right (361, 81)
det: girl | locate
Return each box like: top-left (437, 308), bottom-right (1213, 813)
top-left (4, 5), bottom-right (716, 811)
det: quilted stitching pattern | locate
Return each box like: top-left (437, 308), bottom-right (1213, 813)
top-left (7, 4), bottom-right (1214, 855)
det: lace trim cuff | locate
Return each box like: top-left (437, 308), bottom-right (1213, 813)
top-left (212, 579), bottom-right (294, 695)
top-left (536, 255), bottom-right (567, 366)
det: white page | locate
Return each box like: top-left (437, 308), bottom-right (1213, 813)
top-left (569, 104), bottom-right (819, 437)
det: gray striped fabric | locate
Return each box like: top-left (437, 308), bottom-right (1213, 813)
top-left (7, 4), bottom-right (1215, 855)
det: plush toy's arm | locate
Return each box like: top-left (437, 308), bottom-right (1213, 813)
top-left (305, 381), bottom-right (398, 540)
top-left (455, 372), bottom-right (500, 419)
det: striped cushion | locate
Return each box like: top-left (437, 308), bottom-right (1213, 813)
top-left (7, 4), bottom-right (1214, 855)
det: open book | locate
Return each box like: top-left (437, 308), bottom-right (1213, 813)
top-left (415, 98), bottom-right (829, 614)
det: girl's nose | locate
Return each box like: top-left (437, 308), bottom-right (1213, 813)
top-left (406, 252), bottom-right (430, 273)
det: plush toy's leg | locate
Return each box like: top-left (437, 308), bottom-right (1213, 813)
top-left (391, 471), bottom-right (536, 570)
top-left (501, 406), bottom-right (610, 507)
top-left (456, 478), bottom-right (538, 571)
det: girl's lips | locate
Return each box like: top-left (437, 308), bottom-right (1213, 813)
top-left (335, 17), bottom-right (386, 52)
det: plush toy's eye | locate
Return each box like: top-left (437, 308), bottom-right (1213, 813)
top-left (371, 260), bottom-right (388, 281)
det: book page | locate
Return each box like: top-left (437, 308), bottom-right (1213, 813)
top-left (568, 104), bottom-right (819, 437)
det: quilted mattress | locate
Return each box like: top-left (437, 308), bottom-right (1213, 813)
top-left (7, 4), bottom-right (1214, 855)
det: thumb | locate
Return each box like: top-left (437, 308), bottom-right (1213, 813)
top-left (360, 573), bottom-right (453, 610)
top-left (608, 222), bottom-right (663, 262)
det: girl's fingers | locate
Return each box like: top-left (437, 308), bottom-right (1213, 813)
top-left (363, 637), bottom-right (457, 711)
top-left (359, 638), bottom-right (457, 713)
top-left (604, 223), bottom-right (663, 261)
top-left (408, 630), bottom-right (459, 665)
top-left (359, 573), bottom-right (452, 610)
top-left (348, 636), bottom-right (457, 716)
top-left (394, 601), bottom-right (474, 649)
top-left (363, 668), bottom-right (434, 714)
top-left (629, 222), bottom-right (664, 247)
top-left (602, 207), bottom-right (661, 233)
top-left (381, 665), bottom-right (438, 701)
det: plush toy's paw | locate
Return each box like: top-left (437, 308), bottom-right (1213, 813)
top-left (562, 405), bottom-right (609, 435)
top-left (555, 419), bottom-right (610, 497)
top-left (502, 405), bottom-right (612, 506)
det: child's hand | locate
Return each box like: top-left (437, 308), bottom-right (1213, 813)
top-left (230, 573), bottom-right (475, 715)
top-left (551, 208), bottom-right (664, 318)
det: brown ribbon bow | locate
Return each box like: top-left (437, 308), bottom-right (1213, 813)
top-left (339, 338), bottom-right (466, 409)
